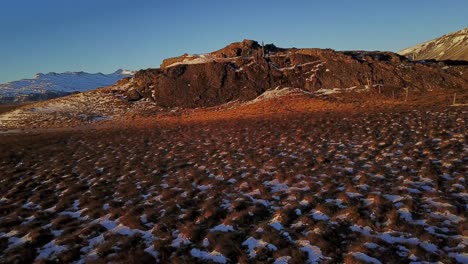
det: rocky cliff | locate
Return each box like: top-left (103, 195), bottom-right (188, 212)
top-left (114, 40), bottom-right (467, 108)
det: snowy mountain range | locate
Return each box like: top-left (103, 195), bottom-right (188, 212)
top-left (399, 28), bottom-right (468, 61)
top-left (0, 69), bottom-right (134, 103)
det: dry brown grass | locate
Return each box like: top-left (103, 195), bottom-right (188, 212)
top-left (0, 97), bottom-right (466, 263)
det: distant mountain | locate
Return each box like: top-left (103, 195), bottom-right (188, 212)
top-left (399, 28), bottom-right (468, 61)
top-left (0, 70), bottom-right (134, 103)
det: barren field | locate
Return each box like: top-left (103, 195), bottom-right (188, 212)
top-left (0, 101), bottom-right (467, 263)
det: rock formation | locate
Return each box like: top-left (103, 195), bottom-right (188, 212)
top-left (115, 40), bottom-right (467, 108)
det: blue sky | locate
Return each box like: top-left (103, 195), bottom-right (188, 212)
top-left (0, 0), bottom-right (466, 83)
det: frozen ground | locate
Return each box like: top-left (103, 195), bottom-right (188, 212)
top-left (0, 89), bottom-right (162, 130)
top-left (0, 105), bottom-right (466, 263)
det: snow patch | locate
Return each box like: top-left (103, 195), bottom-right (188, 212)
top-left (190, 248), bottom-right (228, 263)
top-left (351, 252), bottom-right (382, 264)
top-left (210, 224), bottom-right (234, 232)
top-left (297, 240), bottom-right (323, 263)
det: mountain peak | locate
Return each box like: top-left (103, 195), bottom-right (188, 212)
top-left (399, 27), bottom-right (468, 61)
top-left (113, 69), bottom-right (135, 75)
top-left (1, 69), bottom-right (136, 103)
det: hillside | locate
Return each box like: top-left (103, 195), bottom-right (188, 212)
top-left (0, 40), bottom-right (467, 130)
top-left (117, 39), bottom-right (467, 108)
top-left (399, 28), bottom-right (468, 61)
top-left (0, 40), bottom-right (467, 263)
top-left (0, 70), bottom-right (134, 103)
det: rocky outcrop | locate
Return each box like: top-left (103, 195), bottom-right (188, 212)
top-left (160, 39), bottom-right (283, 68)
top-left (117, 40), bottom-right (467, 108)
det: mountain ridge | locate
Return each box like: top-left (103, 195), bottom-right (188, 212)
top-left (0, 69), bottom-right (134, 103)
top-left (399, 28), bottom-right (468, 61)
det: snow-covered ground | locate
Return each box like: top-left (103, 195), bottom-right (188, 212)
top-left (0, 88), bottom-right (162, 129)
top-left (0, 106), bottom-right (466, 263)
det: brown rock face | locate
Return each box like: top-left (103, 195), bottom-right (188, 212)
top-left (119, 40), bottom-right (468, 108)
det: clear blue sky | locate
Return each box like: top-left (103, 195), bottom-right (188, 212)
top-left (0, 0), bottom-right (466, 83)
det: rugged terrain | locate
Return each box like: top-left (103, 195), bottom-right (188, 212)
top-left (0, 70), bottom-right (134, 103)
top-left (0, 99), bottom-right (467, 263)
top-left (0, 40), bottom-right (466, 131)
top-left (0, 40), bottom-right (467, 263)
top-left (119, 39), bottom-right (467, 108)
top-left (399, 28), bottom-right (468, 61)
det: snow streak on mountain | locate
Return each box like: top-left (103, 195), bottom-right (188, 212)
top-left (399, 28), bottom-right (468, 61)
top-left (0, 70), bottom-right (134, 103)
